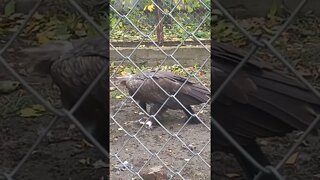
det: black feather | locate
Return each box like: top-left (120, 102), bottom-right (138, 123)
top-left (212, 41), bottom-right (320, 179)
top-left (122, 71), bottom-right (210, 124)
top-left (21, 37), bottom-right (108, 149)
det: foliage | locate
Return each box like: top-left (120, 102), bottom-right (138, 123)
top-left (0, 0), bottom-right (210, 43)
top-left (110, 0), bottom-right (210, 42)
top-left (212, 4), bottom-right (287, 46)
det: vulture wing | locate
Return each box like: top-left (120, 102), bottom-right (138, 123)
top-left (127, 71), bottom-right (210, 109)
top-left (21, 37), bottom-right (108, 149)
top-left (212, 41), bottom-right (320, 145)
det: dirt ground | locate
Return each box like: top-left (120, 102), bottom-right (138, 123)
top-left (109, 79), bottom-right (211, 179)
top-left (0, 80), bottom-right (108, 180)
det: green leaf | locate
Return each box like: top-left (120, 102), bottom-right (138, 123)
top-left (20, 108), bottom-right (42, 118)
top-left (187, 6), bottom-right (193, 13)
top-left (19, 104), bottom-right (46, 118)
top-left (115, 95), bottom-right (124, 99)
top-left (0, 80), bottom-right (20, 93)
top-left (4, 0), bottom-right (16, 17)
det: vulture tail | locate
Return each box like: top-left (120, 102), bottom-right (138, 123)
top-left (187, 84), bottom-right (211, 103)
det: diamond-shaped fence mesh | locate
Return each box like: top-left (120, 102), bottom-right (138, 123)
top-left (110, 0), bottom-right (210, 179)
top-left (0, 0), bottom-right (108, 179)
top-left (1, 0), bottom-right (318, 179)
top-left (0, 0), bottom-right (210, 179)
top-left (213, 0), bottom-right (320, 179)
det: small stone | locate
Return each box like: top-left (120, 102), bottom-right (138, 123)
top-left (140, 166), bottom-right (167, 180)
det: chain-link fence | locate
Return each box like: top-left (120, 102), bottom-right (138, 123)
top-left (0, 0), bottom-right (108, 179)
top-left (109, 0), bottom-right (210, 179)
top-left (2, 0), bottom-right (318, 179)
top-left (0, 0), bottom-right (211, 180)
top-left (212, 0), bottom-right (320, 179)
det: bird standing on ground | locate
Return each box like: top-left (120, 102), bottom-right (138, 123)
top-left (118, 71), bottom-right (210, 126)
top-left (21, 37), bottom-right (108, 150)
top-left (212, 41), bottom-right (320, 179)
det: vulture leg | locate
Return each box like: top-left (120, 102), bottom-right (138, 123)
top-left (138, 101), bottom-right (147, 112)
top-left (233, 141), bottom-right (277, 180)
top-left (149, 104), bottom-right (167, 125)
top-left (182, 106), bottom-right (201, 124)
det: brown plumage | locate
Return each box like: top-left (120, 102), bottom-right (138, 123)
top-left (21, 37), bottom-right (108, 149)
top-left (212, 41), bottom-right (320, 179)
top-left (120, 71), bottom-right (210, 124)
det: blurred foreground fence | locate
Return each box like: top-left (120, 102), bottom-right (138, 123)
top-left (2, 0), bottom-right (318, 179)
top-left (212, 0), bottom-right (320, 179)
top-left (0, 0), bottom-right (211, 180)
top-left (0, 0), bottom-right (108, 179)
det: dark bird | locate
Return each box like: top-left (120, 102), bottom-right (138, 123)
top-left (21, 37), bottom-right (108, 150)
top-left (118, 71), bottom-right (210, 126)
top-left (212, 41), bottom-right (320, 179)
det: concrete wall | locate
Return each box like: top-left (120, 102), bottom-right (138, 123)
top-left (110, 46), bottom-right (211, 68)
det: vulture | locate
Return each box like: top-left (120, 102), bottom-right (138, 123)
top-left (21, 37), bottom-right (108, 150)
top-left (212, 41), bottom-right (320, 179)
top-left (118, 71), bottom-right (210, 126)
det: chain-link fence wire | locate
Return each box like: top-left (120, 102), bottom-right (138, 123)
top-left (212, 0), bottom-right (320, 179)
top-left (109, 0), bottom-right (210, 179)
top-left (0, 0), bottom-right (108, 179)
top-left (110, 0), bottom-right (210, 44)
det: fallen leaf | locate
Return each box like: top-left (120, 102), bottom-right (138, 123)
top-left (286, 152), bottom-right (299, 165)
top-left (19, 104), bottom-right (46, 117)
top-left (36, 31), bottom-right (55, 44)
top-left (0, 80), bottom-right (20, 93)
top-left (20, 108), bottom-right (43, 118)
top-left (115, 95), bottom-right (123, 99)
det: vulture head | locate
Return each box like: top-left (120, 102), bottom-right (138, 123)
top-left (116, 73), bottom-right (148, 94)
top-left (19, 41), bottom-right (74, 75)
top-left (116, 74), bottom-right (133, 86)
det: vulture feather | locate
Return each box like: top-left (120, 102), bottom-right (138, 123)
top-left (21, 37), bottom-right (108, 150)
top-left (212, 41), bottom-right (320, 179)
top-left (119, 71), bottom-right (210, 125)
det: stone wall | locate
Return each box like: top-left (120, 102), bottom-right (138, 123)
top-left (110, 45), bottom-right (211, 68)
